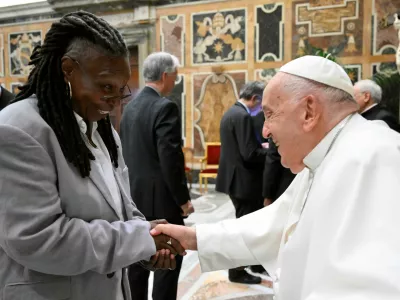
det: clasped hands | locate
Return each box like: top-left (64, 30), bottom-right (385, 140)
top-left (142, 201), bottom-right (194, 271)
top-left (140, 219), bottom-right (186, 271)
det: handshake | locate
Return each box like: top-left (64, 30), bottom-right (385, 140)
top-left (141, 219), bottom-right (197, 271)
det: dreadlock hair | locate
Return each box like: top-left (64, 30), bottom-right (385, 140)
top-left (12, 11), bottom-right (129, 178)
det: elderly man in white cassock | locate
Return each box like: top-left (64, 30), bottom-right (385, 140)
top-left (151, 55), bottom-right (400, 299)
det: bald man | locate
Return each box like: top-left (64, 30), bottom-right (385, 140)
top-left (151, 56), bottom-right (400, 299)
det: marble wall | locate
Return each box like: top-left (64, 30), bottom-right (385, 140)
top-left (0, 11), bottom-right (141, 131)
top-left (156, 0), bottom-right (400, 157)
top-left (0, 22), bottom-right (50, 91)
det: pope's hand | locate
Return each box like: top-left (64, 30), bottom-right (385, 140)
top-left (149, 219), bottom-right (186, 256)
top-left (152, 233), bottom-right (186, 256)
top-left (151, 224), bottom-right (198, 251)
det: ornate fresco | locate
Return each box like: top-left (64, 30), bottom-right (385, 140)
top-left (192, 9), bottom-right (246, 65)
top-left (160, 15), bottom-right (185, 66)
top-left (9, 31), bottom-right (42, 76)
top-left (293, 0), bottom-right (362, 58)
top-left (255, 3), bottom-right (284, 62)
top-left (372, 0), bottom-right (400, 55)
top-left (192, 71), bottom-right (247, 156)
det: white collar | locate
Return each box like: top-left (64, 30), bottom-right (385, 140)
top-left (74, 112), bottom-right (98, 138)
top-left (361, 103), bottom-right (378, 114)
top-left (303, 114), bottom-right (353, 171)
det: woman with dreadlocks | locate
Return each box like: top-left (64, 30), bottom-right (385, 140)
top-left (0, 11), bottom-right (184, 300)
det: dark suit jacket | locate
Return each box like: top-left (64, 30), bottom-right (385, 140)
top-left (262, 139), bottom-right (296, 201)
top-left (0, 87), bottom-right (14, 111)
top-left (120, 87), bottom-right (190, 219)
top-left (252, 111), bottom-right (296, 201)
top-left (361, 104), bottom-right (400, 133)
top-left (216, 102), bottom-right (268, 200)
top-left (252, 110), bottom-right (268, 144)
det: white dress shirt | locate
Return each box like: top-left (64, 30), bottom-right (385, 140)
top-left (360, 102), bottom-right (378, 114)
top-left (74, 112), bottom-right (124, 300)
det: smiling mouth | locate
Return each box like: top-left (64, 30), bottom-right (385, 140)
top-left (272, 137), bottom-right (279, 147)
top-left (98, 110), bottom-right (110, 115)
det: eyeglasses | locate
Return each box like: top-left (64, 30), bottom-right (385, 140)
top-left (67, 56), bottom-right (132, 102)
top-left (101, 85), bottom-right (131, 102)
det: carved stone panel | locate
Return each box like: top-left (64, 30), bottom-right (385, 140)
top-left (293, 0), bottom-right (362, 58)
top-left (343, 64), bottom-right (362, 84)
top-left (372, 0), bottom-right (400, 55)
top-left (254, 68), bottom-right (279, 83)
top-left (9, 30), bottom-right (42, 77)
top-left (255, 3), bottom-right (284, 62)
top-left (192, 71), bottom-right (247, 156)
top-left (161, 15), bottom-right (185, 66)
top-left (192, 8), bottom-right (246, 65)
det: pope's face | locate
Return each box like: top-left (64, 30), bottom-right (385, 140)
top-left (262, 74), bottom-right (307, 173)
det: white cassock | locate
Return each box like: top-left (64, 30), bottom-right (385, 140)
top-left (196, 114), bottom-right (400, 299)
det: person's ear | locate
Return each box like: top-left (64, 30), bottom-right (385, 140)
top-left (302, 95), bottom-right (320, 132)
top-left (364, 92), bottom-right (371, 103)
top-left (61, 56), bottom-right (75, 83)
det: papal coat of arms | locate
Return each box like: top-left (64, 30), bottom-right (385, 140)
top-left (192, 9), bottom-right (246, 64)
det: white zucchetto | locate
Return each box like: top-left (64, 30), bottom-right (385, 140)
top-left (279, 55), bottom-right (354, 97)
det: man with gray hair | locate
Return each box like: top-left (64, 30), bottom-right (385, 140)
top-left (216, 81), bottom-right (268, 284)
top-left (354, 79), bottom-right (400, 132)
top-left (120, 52), bottom-right (193, 300)
top-left (151, 56), bottom-right (400, 299)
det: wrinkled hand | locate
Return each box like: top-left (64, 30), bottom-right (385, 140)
top-left (181, 200), bottom-right (194, 217)
top-left (151, 224), bottom-right (197, 251)
top-left (152, 233), bottom-right (186, 256)
top-left (141, 219), bottom-right (185, 271)
top-left (264, 198), bottom-right (273, 207)
top-left (149, 220), bottom-right (186, 256)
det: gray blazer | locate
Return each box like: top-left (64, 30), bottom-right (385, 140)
top-left (0, 98), bottom-right (156, 300)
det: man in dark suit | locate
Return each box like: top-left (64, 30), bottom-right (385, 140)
top-left (216, 81), bottom-right (267, 284)
top-left (252, 111), bottom-right (296, 205)
top-left (262, 139), bottom-right (296, 203)
top-left (120, 52), bottom-right (193, 300)
top-left (354, 79), bottom-right (400, 133)
top-left (0, 86), bottom-right (14, 111)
